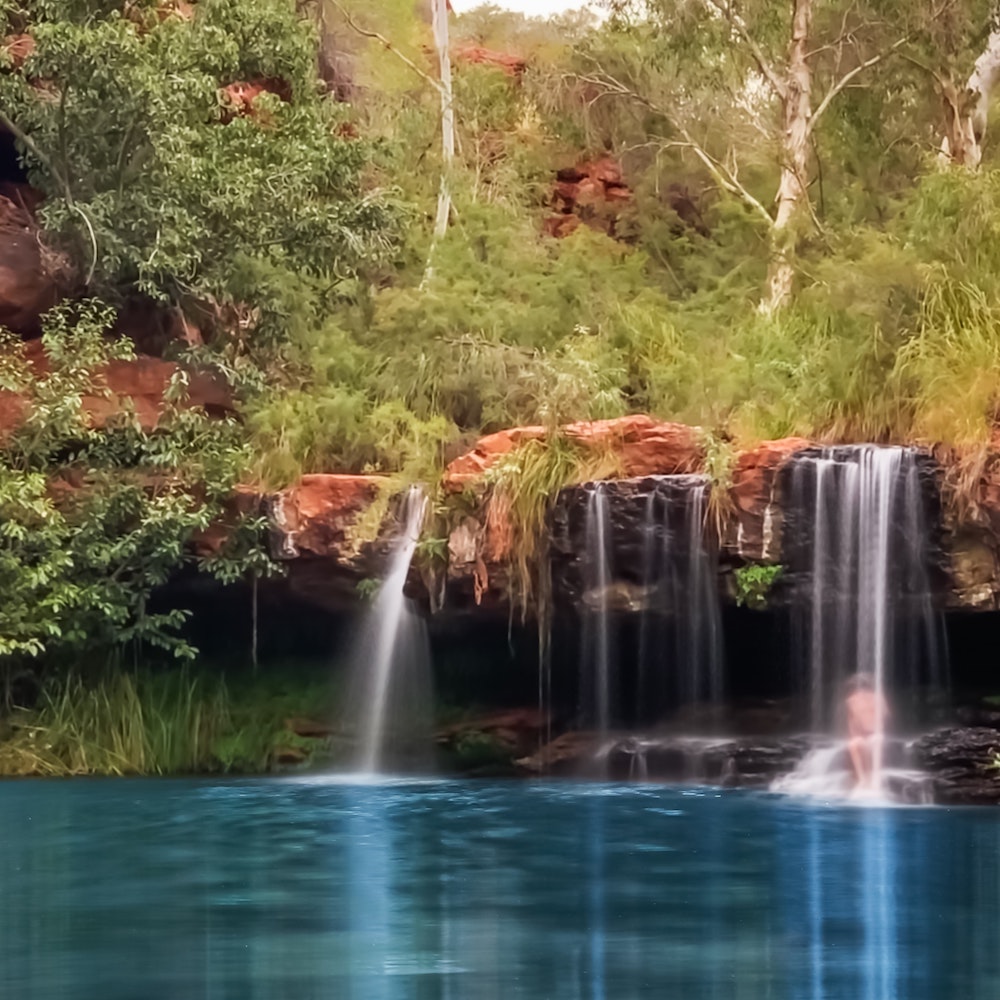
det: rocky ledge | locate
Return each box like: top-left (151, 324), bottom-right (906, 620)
top-left (515, 731), bottom-right (814, 788)
top-left (259, 415), bottom-right (1000, 616)
top-left (913, 727), bottom-right (1000, 805)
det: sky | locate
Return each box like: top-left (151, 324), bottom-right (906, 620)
top-left (449, 0), bottom-right (599, 14)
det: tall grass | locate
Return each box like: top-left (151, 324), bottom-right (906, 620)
top-left (484, 434), bottom-right (623, 619)
top-left (0, 668), bottom-right (336, 777)
top-left (0, 671), bottom-right (230, 776)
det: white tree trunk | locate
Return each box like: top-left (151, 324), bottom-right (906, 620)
top-left (763, 0), bottom-right (812, 313)
top-left (431, 0), bottom-right (454, 240)
top-left (942, 28), bottom-right (1000, 168)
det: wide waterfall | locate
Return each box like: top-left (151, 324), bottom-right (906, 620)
top-left (343, 486), bottom-right (432, 774)
top-left (578, 476), bottom-right (723, 735)
top-left (778, 446), bottom-right (944, 797)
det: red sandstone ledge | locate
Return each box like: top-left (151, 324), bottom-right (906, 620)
top-left (443, 415), bottom-right (706, 492)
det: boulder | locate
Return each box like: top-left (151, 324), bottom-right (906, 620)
top-left (725, 436), bottom-right (811, 561)
top-left (453, 43), bottom-right (526, 77)
top-left (439, 417), bottom-right (705, 613)
top-left (516, 731), bottom-right (812, 786)
top-left (946, 528), bottom-right (1000, 610)
top-left (268, 474), bottom-right (385, 560)
top-left (437, 708), bottom-right (547, 772)
top-left (913, 727), bottom-right (1000, 804)
top-left (0, 195), bottom-right (68, 336)
top-left (267, 474), bottom-right (396, 609)
top-left (0, 339), bottom-right (233, 438)
top-left (545, 157), bottom-right (632, 238)
top-left (443, 415), bottom-right (703, 492)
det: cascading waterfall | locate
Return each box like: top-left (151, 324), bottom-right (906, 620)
top-left (777, 446), bottom-right (944, 798)
top-left (579, 476), bottom-right (723, 736)
top-left (344, 486), bottom-right (432, 774)
top-left (635, 476), bottom-right (723, 723)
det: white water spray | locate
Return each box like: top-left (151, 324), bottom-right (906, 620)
top-left (347, 487), bottom-right (431, 774)
top-left (778, 447), bottom-right (943, 800)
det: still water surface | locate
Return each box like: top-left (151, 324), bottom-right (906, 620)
top-left (0, 778), bottom-right (997, 999)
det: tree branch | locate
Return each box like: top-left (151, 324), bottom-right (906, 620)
top-left (326, 0), bottom-right (446, 96)
top-left (811, 36), bottom-right (908, 126)
top-left (812, 0), bottom-right (959, 128)
top-left (567, 69), bottom-right (774, 227)
top-left (0, 111), bottom-right (73, 203)
top-left (0, 110), bottom-right (99, 284)
top-left (703, 0), bottom-right (787, 99)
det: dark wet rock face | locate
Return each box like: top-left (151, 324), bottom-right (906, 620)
top-left (913, 727), bottom-right (1000, 804)
top-left (243, 418), bottom-right (1000, 617)
top-left (550, 475), bottom-right (712, 611)
top-left (776, 447), bottom-right (947, 613)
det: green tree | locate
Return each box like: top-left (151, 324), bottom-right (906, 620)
top-left (0, 301), bottom-right (269, 669)
top-left (0, 0), bottom-right (399, 347)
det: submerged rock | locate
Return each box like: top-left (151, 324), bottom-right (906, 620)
top-left (437, 708), bottom-right (547, 774)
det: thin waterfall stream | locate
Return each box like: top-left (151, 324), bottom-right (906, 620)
top-left (344, 486), bottom-right (432, 774)
top-left (578, 476), bottom-right (723, 752)
top-left (583, 484), bottom-right (613, 740)
top-left (634, 476), bottom-right (723, 719)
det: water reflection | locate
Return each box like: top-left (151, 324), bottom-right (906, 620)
top-left (0, 779), bottom-right (998, 999)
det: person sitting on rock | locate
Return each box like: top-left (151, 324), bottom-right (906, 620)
top-left (845, 673), bottom-right (889, 791)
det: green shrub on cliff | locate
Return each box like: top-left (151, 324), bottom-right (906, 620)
top-left (0, 302), bottom-right (268, 673)
top-left (0, 0), bottom-right (399, 343)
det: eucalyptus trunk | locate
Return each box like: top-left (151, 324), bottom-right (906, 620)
top-left (431, 0), bottom-right (454, 240)
top-left (763, 0), bottom-right (813, 313)
top-left (942, 28), bottom-right (1000, 169)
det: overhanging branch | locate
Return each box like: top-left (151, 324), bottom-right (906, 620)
top-left (326, 0), bottom-right (446, 97)
top-left (703, 0), bottom-right (787, 99)
top-left (811, 36), bottom-right (908, 126)
top-left (566, 68), bottom-right (774, 228)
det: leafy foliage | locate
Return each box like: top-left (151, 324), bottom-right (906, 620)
top-left (733, 563), bottom-right (783, 610)
top-left (0, 0), bottom-right (399, 338)
top-left (3, 0), bottom-right (1000, 687)
top-left (0, 302), bottom-right (270, 665)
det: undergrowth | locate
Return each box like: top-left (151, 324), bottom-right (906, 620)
top-left (0, 667), bottom-right (338, 777)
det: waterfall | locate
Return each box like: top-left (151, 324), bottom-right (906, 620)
top-left (345, 487), bottom-right (432, 774)
top-left (636, 476), bottom-right (723, 722)
top-left (578, 476), bottom-right (723, 734)
top-left (779, 446), bottom-right (944, 796)
top-left (583, 484), bottom-right (614, 738)
top-left (789, 447), bottom-right (943, 728)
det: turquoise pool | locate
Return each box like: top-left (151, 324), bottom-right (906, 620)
top-left (1, 778), bottom-right (996, 998)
